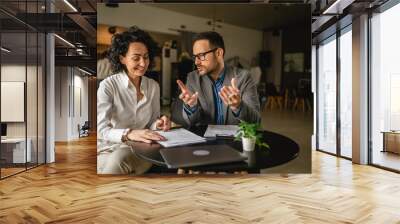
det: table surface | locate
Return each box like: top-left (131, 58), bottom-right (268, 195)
top-left (129, 126), bottom-right (299, 173)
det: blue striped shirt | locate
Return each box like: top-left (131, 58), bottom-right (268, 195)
top-left (211, 70), bottom-right (225, 125)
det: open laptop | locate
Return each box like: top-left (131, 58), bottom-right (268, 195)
top-left (160, 144), bottom-right (247, 169)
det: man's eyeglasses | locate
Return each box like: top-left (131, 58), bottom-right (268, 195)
top-left (192, 48), bottom-right (217, 61)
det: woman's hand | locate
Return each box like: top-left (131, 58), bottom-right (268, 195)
top-left (127, 129), bottom-right (166, 144)
top-left (155, 115), bottom-right (171, 131)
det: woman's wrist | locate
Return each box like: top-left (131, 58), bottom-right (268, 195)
top-left (121, 128), bottom-right (132, 142)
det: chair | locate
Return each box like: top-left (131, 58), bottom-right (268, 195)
top-left (292, 89), bottom-right (306, 112)
top-left (292, 80), bottom-right (312, 112)
top-left (79, 121), bottom-right (90, 138)
top-left (265, 83), bottom-right (282, 110)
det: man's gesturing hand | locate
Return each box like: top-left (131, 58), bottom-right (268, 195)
top-left (177, 80), bottom-right (198, 107)
top-left (219, 78), bottom-right (241, 111)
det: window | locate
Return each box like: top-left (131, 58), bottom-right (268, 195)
top-left (339, 27), bottom-right (352, 158)
top-left (370, 2), bottom-right (400, 171)
top-left (0, 1), bottom-right (46, 179)
top-left (317, 35), bottom-right (337, 154)
top-left (316, 25), bottom-right (353, 159)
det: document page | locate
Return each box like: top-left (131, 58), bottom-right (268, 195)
top-left (156, 128), bottom-right (206, 148)
top-left (203, 125), bottom-right (239, 138)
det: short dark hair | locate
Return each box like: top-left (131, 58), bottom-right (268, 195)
top-left (108, 26), bottom-right (159, 74)
top-left (193, 31), bottom-right (225, 56)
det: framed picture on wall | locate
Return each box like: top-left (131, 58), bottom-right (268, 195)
top-left (284, 53), bottom-right (304, 73)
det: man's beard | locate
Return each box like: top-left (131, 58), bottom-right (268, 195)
top-left (197, 65), bottom-right (216, 76)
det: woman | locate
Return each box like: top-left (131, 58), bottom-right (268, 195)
top-left (97, 26), bottom-right (171, 175)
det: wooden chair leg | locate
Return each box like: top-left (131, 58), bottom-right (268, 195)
top-left (266, 97), bottom-right (271, 110)
top-left (276, 97), bottom-right (283, 110)
top-left (271, 97), bottom-right (276, 109)
top-left (273, 97), bottom-right (279, 110)
top-left (293, 98), bottom-right (298, 110)
top-left (284, 90), bottom-right (289, 109)
top-left (306, 99), bottom-right (312, 112)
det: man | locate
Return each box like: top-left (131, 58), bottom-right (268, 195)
top-left (177, 31), bottom-right (260, 126)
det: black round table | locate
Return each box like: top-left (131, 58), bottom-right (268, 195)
top-left (128, 126), bottom-right (299, 173)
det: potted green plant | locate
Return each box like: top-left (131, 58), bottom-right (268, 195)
top-left (235, 121), bottom-right (269, 151)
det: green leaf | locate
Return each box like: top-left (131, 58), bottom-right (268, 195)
top-left (236, 120), bottom-right (269, 150)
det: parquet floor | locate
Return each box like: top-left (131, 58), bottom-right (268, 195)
top-left (1, 167), bottom-right (26, 177)
top-left (1, 134), bottom-right (400, 223)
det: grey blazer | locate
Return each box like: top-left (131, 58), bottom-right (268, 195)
top-left (181, 65), bottom-right (261, 126)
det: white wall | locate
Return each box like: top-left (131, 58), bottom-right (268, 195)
top-left (97, 4), bottom-right (263, 63)
top-left (1, 64), bottom-right (26, 81)
top-left (1, 64), bottom-right (46, 164)
top-left (55, 67), bottom-right (68, 141)
top-left (1, 65), bottom-right (39, 136)
top-left (55, 67), bottom-right (89, 141)
top-left (72, 73), bottom-right (89, 138)
top-left (1, 65), bottom-right (26, 139)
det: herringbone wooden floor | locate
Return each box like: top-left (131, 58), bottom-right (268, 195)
top-left (1, 134), bottom-right (400, 223)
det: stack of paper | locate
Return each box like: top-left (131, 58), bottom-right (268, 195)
top-left (203, 125), bottom-right (239, 138)
top-left (156, 128), bottom-right (206, 148)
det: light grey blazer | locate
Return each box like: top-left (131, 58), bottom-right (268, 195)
top-left (181, 65), bottom-right (261, 126)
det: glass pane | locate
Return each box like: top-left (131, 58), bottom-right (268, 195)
top-left (371, 3), bottom-right (400, 171)
top-left (317, 36), bottom-right (337, 154)
top-left (1, 31), bottom-right (27, 177)
top-left (38, 33), bottom-right (45, 165)
top-left (339, 29), bottom-right (352, 158)
top-left (0, 1), bottom-right (46, 178)
top-left (27, 0), bottom-right (40, 168)
top-left (27, 31), bottom-right (38, 169)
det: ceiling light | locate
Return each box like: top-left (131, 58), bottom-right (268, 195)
top-left (323, 0), bottom-right (341, 14)
top-left (322, 0), bottom-right (354, 15)
top-left (63, 0), bottom-right (78, 12)
top-left (1, 47), bottom-right (11, 53)
top-left (76, 49), bottom-right (86, 55)
top-left (54, 34), bottom-right (75, 48)
top-left (77, 67), bottom-right (92, 76)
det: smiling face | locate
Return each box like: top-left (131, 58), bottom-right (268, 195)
top-left (193, 39), bottom-right (222, 76)
top-left (119, 42), bottom-right (149, 78)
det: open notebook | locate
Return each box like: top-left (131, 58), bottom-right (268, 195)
top-left (156, 128), bottom-right (206, 148)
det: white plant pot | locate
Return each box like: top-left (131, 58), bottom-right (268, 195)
top-left (242, 137), bottom-right (256, 152)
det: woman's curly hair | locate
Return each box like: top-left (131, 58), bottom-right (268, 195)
top-left (108, 26), bottom-right (159, 74)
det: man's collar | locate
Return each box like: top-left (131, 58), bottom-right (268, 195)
top-left (207, 66), bottom-right (226, 83)
top-left (216, 67), bottom-right (226, 83)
